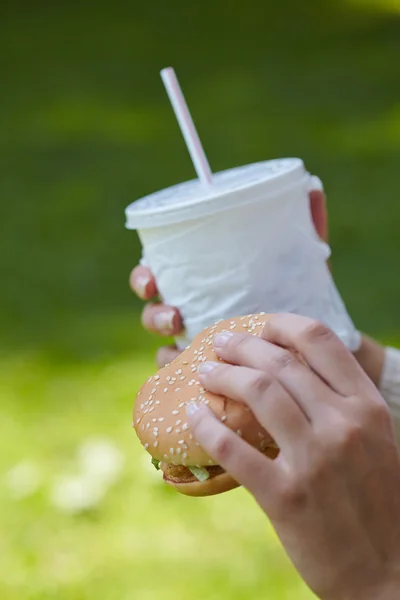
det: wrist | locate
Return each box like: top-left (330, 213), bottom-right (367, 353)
top-left (328, 574), bottom-right (400, 600)
top-left (353, 334), bottom-right (385, 388)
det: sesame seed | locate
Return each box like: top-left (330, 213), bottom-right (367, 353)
top-left (154, 375), bottom-right (160, 380)
top-left (182, 452), bottom-right (188, 459)
top-left (166, 376), bottom-right (171, 381)
top-left (182, 361), bottom-right (188, 365)
top-left (164, 388), bottom-right (168, 393)
top-left (158, 417), bottom-right (164, 422)
top-left (176, 428), bottom-right (181, 434)
top-left (176, 369), bottom-right (182, 375)
top-left (179, 376), bottom-right (185, 381)
top-left (151, 388), bottom-right (156, 394)
top-left (176, 447), bottom-right (182, 454)
top-left (153, 431), bottom-right (158, 437)
top-left (166, 427), bottom-right (172, 433)
top-left (155, 400), bottom-right (160, 405)
top-left (140, 404), bottom-right (144, 410)
top-left (170, 448), bottom-right (175, 454)
top-left (152, 418), bottom-right (157, 423)
top-left (182, 423), bottom-right (188, 431)
top-left (178, 440), bottom-right (184, 445)
top-left (144, 443), bottom-right (149, 449)
top-left (237, 429), bottom-right (242, 437)
top-left (146, 423), bottom-right (150, 429)
top-left (144, 400), bottom-right (149, 406)
top-left (175, 387), bottom-right (181, 392)
top-left (221, 415), bottom-right (227, 422)
top-left (178, 402), bottom-right (185, 408)
top-left (175, 420), bottom-right (182, 426)
top-left (136, 418), bottom-right (141, 424)
top-left (172, 410), bottom-right (179, 415)
top-left (154, 441), bottom-right (159, 448)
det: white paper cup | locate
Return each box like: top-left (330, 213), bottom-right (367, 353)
top-left (126, 158), bottom-right (361, 352)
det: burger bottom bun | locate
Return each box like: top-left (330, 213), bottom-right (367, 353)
top-left (164, 471), bottom-right (240, 497)
top-left (164, 446), bottom-right (280, 497)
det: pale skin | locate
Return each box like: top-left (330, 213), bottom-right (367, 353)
top-left (130, 190), bottom-right (397, 598)
top-left (188, 314), bottom-right (400, 600)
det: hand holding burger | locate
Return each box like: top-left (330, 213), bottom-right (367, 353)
top-left (187, 313), bottom-right (400, 600)
top-left (133, 313), bottom-right (279, 496)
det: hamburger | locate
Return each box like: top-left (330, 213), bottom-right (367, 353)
top-left (133, 313), bottom-right (280, 497)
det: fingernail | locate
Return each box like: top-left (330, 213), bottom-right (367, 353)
top-left (214, 331), bottom-right (233, 347)
top-left (135, 275), bottom-right (150, 298)
top-left (186, 401), bottom-right (200, 417)
top-left (154, 311), bottom-right (175, 334)
top-left (198, 361), bottom-right (219, 374)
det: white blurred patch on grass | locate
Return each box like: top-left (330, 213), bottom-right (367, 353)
top-left (78, 436), bottom-right (125, 485)
top-left (50, 474), bottom-right (106, 513)
top-left (50, 437), bottom-right (125, 513)
top-left (4, 460), bottom-right (43, 499)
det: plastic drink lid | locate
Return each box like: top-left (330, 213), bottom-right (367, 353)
top-left (125, 158), bottom-right (307, 229)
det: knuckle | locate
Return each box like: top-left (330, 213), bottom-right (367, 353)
top-left (210, 432), bottom-right (235, 463)
top-left (363, 398), bottom-right (391, 428)
top-left (278, 475), bottom-right (308, 510)
top-left (301, 320), bottom-right (334, 345)
top-left (270, 349), bottom-right (296, 373)
top-left (248, 372), bottom-right (271, 399)
top-left (334, 421), bottom-right (364, 452)
top-left (230, 333), bottom-right (253, 353)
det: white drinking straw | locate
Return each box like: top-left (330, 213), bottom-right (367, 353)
top-left (160, 67), bottom-right (213, 186)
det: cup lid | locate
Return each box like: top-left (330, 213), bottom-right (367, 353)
top-left (125, 158), bottom-right (307, 229)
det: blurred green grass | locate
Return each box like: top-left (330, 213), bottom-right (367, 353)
top-left (1, 0), bottom-right (400, 598)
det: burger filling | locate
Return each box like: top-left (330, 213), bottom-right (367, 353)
top-left (151, 459), bottom-right (224, 483)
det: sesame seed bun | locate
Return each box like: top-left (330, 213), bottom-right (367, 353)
top-left (133, 313), bottom-right (279, 497)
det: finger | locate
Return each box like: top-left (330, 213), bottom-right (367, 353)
top-left (309, 190), bottom-right (328, 243)
top-left (130, 266), bottom-right (158, 300)
top-left (263, 314), bottom-right (368, 396)
top-left (141, 303), bottom-right (183, 336)
top-left (198, 361), bottom-right (310, 450)
top-left (213, 331), bottom-right (338, 419)
top-left (156, 346), bottom-right (181, 368)
top-left (186, 402), bottom-right (280, 502)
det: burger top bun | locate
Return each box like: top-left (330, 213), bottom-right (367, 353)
top-left (133, 313), bottom-right (277, 469)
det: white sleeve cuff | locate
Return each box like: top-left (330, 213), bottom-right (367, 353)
top-left (379, 346), bottom-right (400, 423)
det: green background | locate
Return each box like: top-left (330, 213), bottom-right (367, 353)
top-left (1, 1), bottom-right (400, 598)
